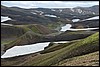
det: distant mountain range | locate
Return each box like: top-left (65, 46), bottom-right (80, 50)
top-left (1, 5), bottom-right (99, 25)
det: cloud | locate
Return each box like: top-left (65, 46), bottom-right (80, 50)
top-left (1, 1), bottom-right (99, 9)
top-left (1, 1), bottom-right (37, 8)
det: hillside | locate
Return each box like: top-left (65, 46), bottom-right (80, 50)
top-left (1, 25), bottom-right (28, 44)
top-left (3, 30), bottom-right (97, 51)
top-left (71, 19), bottom-right (99, 28)
top-left (55, 51), bottom-right (99, 66)
top-left (25, 24), bottom-right (56, 34)
top-left (1, 32), bottom-right (99, 66)
top-left (1, 24), bottom-right (56, 44)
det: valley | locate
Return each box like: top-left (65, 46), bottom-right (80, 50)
top-left (1, 2), bottom-right (99, 66)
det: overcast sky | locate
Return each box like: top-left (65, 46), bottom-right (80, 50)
top-left (1, 1), bottom-right (99, 9)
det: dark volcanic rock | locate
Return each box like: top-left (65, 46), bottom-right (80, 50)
top-left (71, 19), bottom-right (99, 28)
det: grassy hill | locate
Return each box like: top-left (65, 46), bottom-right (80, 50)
top-left (4, 31), bottom-right (44, 50)
top-left (3, 30), bottom-right (97, 51)
top-left (54, 51), bottom-right (99, 66)
top-left (1, 24), bottom-right (56, 44)
top-left (1, 25), bottom-right (29, 44)
top-left (25, 24), bottom-right (56, 34)
top-left (55, 30), bottom-right (97, 41)
top-left (1, 32), bottom-right (99, 66)
top-left (3, 29), bottom-right (97, 51)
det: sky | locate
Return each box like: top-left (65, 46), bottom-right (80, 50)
top-left (1, 1), bottom-right (99, 9)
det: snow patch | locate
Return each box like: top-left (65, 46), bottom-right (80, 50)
top-left (51, 9), bottom-right (56, 11)
top-left (60, 23), bottom-right (99, 32)
top-left (77, 9), bottom-right (82, 13)
top-left (60, 24), bottom-right (72, 31)
top-left (70, 8), bottom-right (74, 12)
top-left (69, 27), bottom-right (99, 31)
top-left (82, 16), bottom-right (99, 21)
top-left (1, 23), bottom-right (13, 26)
top-left (93, 12), bottom-right (95, 14)
top-left (53, 41), bottom-right (69, 43)
top-left (1, 16), bottom-right (12, 22)
top-left (31, 12), bottom-right (37, 15)
top-left (1, 42), bottom-right (50, 58)
top-left (59, 9), bottom-right (62, 12)
top-left (44, 14), bottom-right (57, 17)
top-left (72, 19), bottom-right (80, 22)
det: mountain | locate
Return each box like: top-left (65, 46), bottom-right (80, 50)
top-left (1, 5), bottom-right (99, 24)
top-left (1, 32), bottom-right (99, 66)
top-left (1, 5), bottom-right (99, 30)
top-left (1, 5), bottom-right (71, 27)
top-left (1, 4), bottom-right (99, 66)
top-left (89, 5), bottom-right (99, 14)
top-left (72, 5), bottom-right (99, 15)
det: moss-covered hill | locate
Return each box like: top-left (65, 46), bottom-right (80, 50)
top-left (1, 32), bottom-right (99, 66)
top-left (1, 24), bottom-right (55, 38)
top-left (55, 30), bottom-right (97, 41)
top-left (1, 24), bottom-right (56, 44)
top-left (1, 25), bottom-right (28, 38)
top-left (24, 24), bottom-right (56, 34)
top-left (3, 30), bottom-right (97, 51)
top-left (4, 31), bottom-right (45, 50)
top-left (54, 51), bottom-right (99, 66)
top-left (1, 25), bottom-right (28, 44)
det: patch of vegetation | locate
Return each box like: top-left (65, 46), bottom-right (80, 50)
top-left (1, 40), bottom-right (13, 45)
top-left (21, 32), bottom-right (99, 66)
top-left (1, 24), bottom-right (56, 46)
top-left (1, 25), bottom-right (28, 37)
top-left (54, 51), bottom-right (99, 66)
top-left (47, 22), bottom-right (64, 30)
top-left (26, 24), bottom-right (43, 34)
top-left (1, 31), bottom-right (99, 66)
top-left (40, 40), bottom-right (78, 54)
